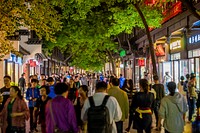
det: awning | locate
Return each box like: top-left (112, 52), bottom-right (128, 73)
top-left (19, 45), bottom-right (30, 55)
top-left (35, 53), bottom-right (47, 59)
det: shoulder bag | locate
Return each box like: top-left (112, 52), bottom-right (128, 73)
top-left (49, 100), bottom-right (71, 133)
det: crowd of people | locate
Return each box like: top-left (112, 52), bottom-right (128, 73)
top-left (0, 71), bottom-right (198, 133)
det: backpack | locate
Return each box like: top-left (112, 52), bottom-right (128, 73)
top-left (87, 95), bottom-right (112, 133)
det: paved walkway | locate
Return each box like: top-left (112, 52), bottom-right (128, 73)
top-left (123, 119), bottom-right (192, 133)
top-left (27, 117), bottom-right (192, 133)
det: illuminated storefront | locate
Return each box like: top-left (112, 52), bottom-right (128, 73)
top-left (5, 54), bottom-right (22, 84)
top-left (187, 31), bottom-right (200, 90)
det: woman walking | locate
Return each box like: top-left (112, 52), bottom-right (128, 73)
top-left (75, 85), bottom-right (89, 133)
top-left (33, 85), bottom-right (51, 133)
top-left (130, 79), bottom-right (154, 133)
top-left (0, 86), bottom-right (29, 133)
top-left (45, 83), bottom-right (78, 133)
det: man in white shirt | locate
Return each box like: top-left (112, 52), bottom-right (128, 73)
top-left (81, 81), bottom-right (122, 133)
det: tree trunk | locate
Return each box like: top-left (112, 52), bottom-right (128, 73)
top-left (180, 0), bottom-right (200, 20)
top-left (134, 3), bottom-right (158, 76)
top-left (106, 50), bottom-right (116, 75)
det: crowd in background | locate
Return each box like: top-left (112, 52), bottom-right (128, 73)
top-left (0, 71), bottom-right (199, 133)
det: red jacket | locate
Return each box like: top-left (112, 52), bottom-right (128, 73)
top-left (0, 97), bottom-right (29, 133)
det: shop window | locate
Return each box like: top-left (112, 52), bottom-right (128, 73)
top-left (7, 62), bottom-right (14, 81)
top-left (188, 48), bottom-right (200, 58)
top-left (195, 58), bottom-right (200, 90)
top-left (188, 50), bottom-right (193, 58)
top-left (193, 49), bottom-right (200, 57)
top-left (180, 60), bottom-right (189, 78)
top-left (171, 53), bottom-right (180, 60)
top-left (189, 59), bottom-right (195, 74)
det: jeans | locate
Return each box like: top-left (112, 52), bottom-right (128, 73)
top-left (154, 100), bottom-right (161, 126)
top-left (137, 126), bottom-right (151, 133)
top-left (29, 107), bottom-right (34, 131)
top-left (127, 114), bottom-right (134, 131)
top-left (115, 121), bottom-right (123, 133)
top-left (189, 97), bottom-right (196, 121)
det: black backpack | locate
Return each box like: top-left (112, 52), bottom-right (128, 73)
top-left (87, 95), bottom-right (112, 133)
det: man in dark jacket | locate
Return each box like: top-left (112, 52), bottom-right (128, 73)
top-left (18, 73), bottom-right (26, 94)
top-left (152, 75), bottom-right (165, 127)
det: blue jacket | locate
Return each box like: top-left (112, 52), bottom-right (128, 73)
top-left (26, 87), bottom-right (40, 107)
top-left (119, 77), bottom-right (125, 89)
top-left (48, 85), bottom-right (56, 98)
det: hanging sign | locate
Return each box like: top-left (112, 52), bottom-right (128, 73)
top-left (170, 40), bottom-right (181, 50)
top-left (155, 44), bottom-right (165, 56)
top-left (162, 1), bottom-right (182, 23)
top-left (138, 59), bottom-right (145, 66)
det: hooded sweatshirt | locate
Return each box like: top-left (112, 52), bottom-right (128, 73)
top-left (159, 92), bottom-right (188, 133)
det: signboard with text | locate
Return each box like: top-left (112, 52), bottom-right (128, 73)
top-left (155, 44), bottom-right (165, 56)
top-left (188, 34), bottom-right (200, 44)
top-left (138, 59), bottom-right (145, 66)
top-left (170, 40), bottom-right (181, 50)
top-left (162, 1), bottom-right (182, 23)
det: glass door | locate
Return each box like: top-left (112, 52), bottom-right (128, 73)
top-left (173, 61), bottom-right (179, 84)
top-left (180, 60), bottom-right (189, 78)
top-left (135, 66), bottom-right (140, 88)
top-left (189, 58), bottom-right (195, 74)
top-left (163, 62), bottom-right (172, 83)
top-left (159, 63), bottom-right (163, 83)
top-left (195, 58), bottom-right (200, 90)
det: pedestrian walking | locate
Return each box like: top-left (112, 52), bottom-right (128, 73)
top-left (46, 77), bottom-right (56, 99)
top-left (18, 73), bottom-right (26, 95)
top-left (45, 83), bottom-right (79, 133)
top-left (0, 76), bottom-right (12, 112)
top-left (158, 82), bottom-right (188, 133)
top-left (152, 75), bottom-right (165, 128)
top-left (119, 74), bottom-right (125, 89)
top-left (89, 73), bottom-right (96, 96)
top-left (178, 76), bottom-right (187, 99)
top-left (0, 86), bottom-right (29, 133)
top-left (26, 79), bottom-right (40, 133)
top-left (81, 81), bottom-right (122, 133)
top-left (33, 85), bottom-right (51, 133)
top-left (188, 75), bottom-right (197, 122)
top-left (125, 79), bottom-right (137, 133)
top-left (131, 79), bottom-right (154, 133)
top-left (163, 72), bottom-right (173, 95)
top-left (74, 85), bottom-right (89, 133)
top-left (108, 78), bottom-right (129, 133)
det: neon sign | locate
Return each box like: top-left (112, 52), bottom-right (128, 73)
top-left (188, 34), bottom-right (200, 44)
top-left (162, 2), bottom-right (182, 23)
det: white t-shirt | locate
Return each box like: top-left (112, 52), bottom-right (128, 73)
top-left (81, 93), bottom-right (122, 133)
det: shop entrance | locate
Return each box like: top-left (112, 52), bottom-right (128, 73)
top-left (195, 58), bottom-right (200, 90)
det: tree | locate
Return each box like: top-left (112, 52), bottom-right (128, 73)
top-left (0, 0), bottom-right (62, 59)
top-left (44, 0), bottom-right (163, 72)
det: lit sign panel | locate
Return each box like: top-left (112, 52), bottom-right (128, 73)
top-left (188, 34), bottom-right (200, 44)
top-left (170, 40), bottom-right (181, 50)
top-left (138, 59), bottom-right (145, 66)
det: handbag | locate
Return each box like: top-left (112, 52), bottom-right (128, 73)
top-left (49, 100), bottom-right (69, 133)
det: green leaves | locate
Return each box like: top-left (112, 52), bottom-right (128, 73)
top-left (44, 0), bottom-right (165, 70)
